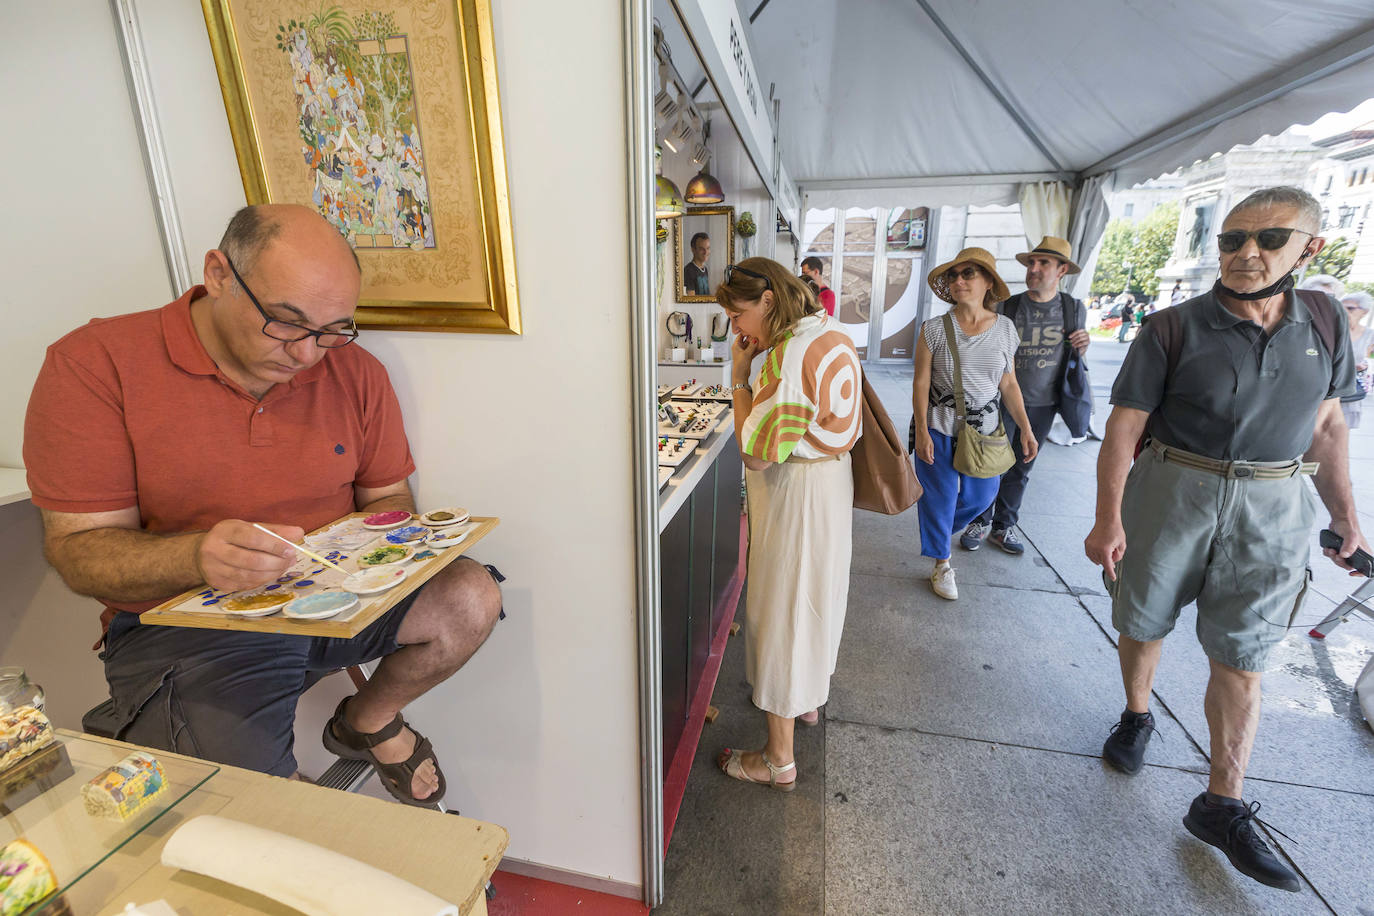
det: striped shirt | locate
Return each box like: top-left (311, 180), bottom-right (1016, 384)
top-left (742, 314), bottom-right (863, 463)
top-left (922, 312), bottom-right (1017, 436)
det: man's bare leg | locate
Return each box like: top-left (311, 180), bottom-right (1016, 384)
top-left (1118, 634), bottom-right (1163, 713)
top-left (1203, 660), bottom-right (1262, 799)
top-left (342, 558), bottom-right (502, 797)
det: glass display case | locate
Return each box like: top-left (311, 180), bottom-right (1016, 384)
top-left (1, 734), bottom-right (218, 913)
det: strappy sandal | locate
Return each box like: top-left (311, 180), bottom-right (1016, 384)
top-left (717, 748), bottom-right (796, 792)
top-left (321, 696), bottom-right (446, 807)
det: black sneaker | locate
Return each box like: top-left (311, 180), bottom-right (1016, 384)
top-left (1102, 710), bottom-right (1155, 774)
top-left (1182, 795), bottom-right (1300, 892)
top-left (959, 521), bottom-right (989, 550)
top-left (988, 527), bottom-right (1025, 556)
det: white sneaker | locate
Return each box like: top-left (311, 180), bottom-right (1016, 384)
top-left (930, 564), bottom-right (958, 600)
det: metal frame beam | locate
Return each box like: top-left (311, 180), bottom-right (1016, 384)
top-left (1082, 24), bottom-right (1374, 178)
top-left (800, 171), bottom-right (1073, 190)
top-left (911, 0), bottom-right (1065, 173)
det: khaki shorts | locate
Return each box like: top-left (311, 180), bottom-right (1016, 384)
top-left (1107, 447), bottom-right (1314, 672)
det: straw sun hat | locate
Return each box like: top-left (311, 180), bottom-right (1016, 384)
top-left (927, 247), bottom-right (1011, 305)
top-left (1016, 235), bottom-right (1081, 274)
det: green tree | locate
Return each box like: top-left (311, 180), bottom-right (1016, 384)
top-left (1310, 236), bottom-right (1356, 280)
top-left (1090, 201), bottom-right (1180, 298)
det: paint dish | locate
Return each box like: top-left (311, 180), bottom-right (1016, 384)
top-left (221, 592), bottom-right (293, 617)
top-left (342, 566), bottom-right (409, 596)
top-left (283, 591), bottom-right (359, 620)
top-left (420, 507), bottom-right (469, 527)
top-left (362, 510), bottom-right (413, 530)
top-left (357, 544), bottom-right (411, 567)
top-left (385, 525), bottom-right (430, 544)
top-left (426, 525), bottom-right (472, 549)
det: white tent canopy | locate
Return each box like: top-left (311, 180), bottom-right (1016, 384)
top-left (749, 0), bottom-right (1374, 209)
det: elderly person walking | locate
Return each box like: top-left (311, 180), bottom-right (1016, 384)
top-left (714, 257), bottom-right (862, 791)
top-left (912, 247), bottom-right (1037, 599)
top-left (1086, 187), bottom-right (1367, 891)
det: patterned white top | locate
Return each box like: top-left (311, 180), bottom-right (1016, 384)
top-left (742, 314), bottom-right (863, 462)
top-left (921, 312), bottom-right (1018, 436)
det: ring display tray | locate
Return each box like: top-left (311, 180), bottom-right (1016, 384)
top-left (664, 400), bottom-right (726, 422)
top-left (658, 467), bottom-right (674, 490)
top-left (656, 437), bottom-right (696, 467)
top-left (672, 383), bottom-right (733, 402)
top-left (139, 513), bottom-right (499, 638)
top-left (666, 381), bottom-right (702, 398)
top-left (0, 734), bottom-right (218, 913)
top-left (658, 414), bottom-right (719, 440)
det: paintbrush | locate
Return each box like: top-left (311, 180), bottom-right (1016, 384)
top-left (252, 523), bottom-right (351, 576)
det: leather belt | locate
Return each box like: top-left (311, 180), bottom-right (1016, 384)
top-left (1148, 441), bottom-right (1317, 480)
top-left (786, 454), bottom-right (843, 464)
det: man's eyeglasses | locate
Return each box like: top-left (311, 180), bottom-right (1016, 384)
top-left (1215, 227), bottom-right (1313, 254)
top-left (944, 266), bottom-right (984, 282)
top-left (222, 253), bottom-right (358, 348)
top-left (723, 264), bottom-right (773, 290)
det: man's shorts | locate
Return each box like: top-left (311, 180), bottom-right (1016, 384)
top-left (1107, 446), bottom-right (1314, 672)
top-left (100, 560), bottom-right (504, 776)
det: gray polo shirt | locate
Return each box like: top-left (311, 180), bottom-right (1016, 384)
top-left (1111, 290), bottom-right (1356, 461)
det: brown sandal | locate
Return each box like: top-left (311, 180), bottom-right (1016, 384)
top-left (321, 696), bottom-right (446, 807)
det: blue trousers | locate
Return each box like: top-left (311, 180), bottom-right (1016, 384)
top-left (914, 429), bottom-right (1002, 560)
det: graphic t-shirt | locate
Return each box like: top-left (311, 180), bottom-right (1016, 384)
top-left (1009, 294), bottom-right (1067, 407)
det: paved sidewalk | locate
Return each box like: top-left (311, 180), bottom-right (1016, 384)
top-left (661, 339), bottom-right (1374, 915)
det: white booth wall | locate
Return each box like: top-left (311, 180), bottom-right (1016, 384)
top-left (0, 0), bottom-right (645, 895)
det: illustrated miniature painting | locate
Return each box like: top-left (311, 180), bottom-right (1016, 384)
top-left (276, 8), bottom-right (436, 250)
top-left (206, 0), bottom-right (520, 331)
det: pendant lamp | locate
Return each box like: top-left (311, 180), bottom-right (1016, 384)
top-left (684, 121), bottom-right (724, 204)
top-left (654, 145), bottom-right (685, 218)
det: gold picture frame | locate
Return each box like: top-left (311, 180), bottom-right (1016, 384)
top-left (673, 206), bottom-right (734, 303)
top-left (202, 0), bottom-right (520, 333)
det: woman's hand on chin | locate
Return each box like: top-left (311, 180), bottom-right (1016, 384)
top-left (732, 332), bottom-right (763, 381)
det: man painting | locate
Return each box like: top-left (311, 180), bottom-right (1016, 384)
top-left (684, 232), bottom-right (711, 295)
top-left (24, 204), bottom-right (504, 807)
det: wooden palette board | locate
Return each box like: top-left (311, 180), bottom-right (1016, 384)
top-left (140, 513), bottom-right (499, 638)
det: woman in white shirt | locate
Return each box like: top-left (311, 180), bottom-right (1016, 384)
top-left (912, 247), bottom-right (1037, 600)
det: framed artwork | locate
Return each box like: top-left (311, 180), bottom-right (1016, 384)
top-left (202, 0), bottom-right (520, 333)
top-left (673, 206), bottom-right (734, 303)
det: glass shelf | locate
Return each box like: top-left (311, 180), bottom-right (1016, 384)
top-left (0, 734), bottom-right (218, 913)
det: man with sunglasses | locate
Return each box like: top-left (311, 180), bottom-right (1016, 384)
top-left (1085, 187), bottom-right (1365, 891)
top-left (24, 204), bottom-right (502, 806)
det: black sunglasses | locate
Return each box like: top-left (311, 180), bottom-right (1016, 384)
top-left (723, 263), bottom-right (773, 291)
top-left (944, 266), bottom-right (984, 282)
top-left (222, 253), bottom-right (359, 348)
top-left (1215, 227), bottom-right (1313, 254)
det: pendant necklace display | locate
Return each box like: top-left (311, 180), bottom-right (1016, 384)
top-left (667, 311), bottom-right (693, 345)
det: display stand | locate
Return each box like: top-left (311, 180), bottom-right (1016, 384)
top-left (0, 733), bottom-right (219, 911)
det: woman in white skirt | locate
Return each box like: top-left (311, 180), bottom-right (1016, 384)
top-left (714, 257), bottom-right (862, 791)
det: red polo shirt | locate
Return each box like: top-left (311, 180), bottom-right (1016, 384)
top-left (23, 286), bottom-right (416, 616)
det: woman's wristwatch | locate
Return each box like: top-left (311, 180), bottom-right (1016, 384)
top-left (730, 382), bottom-right (751, 394)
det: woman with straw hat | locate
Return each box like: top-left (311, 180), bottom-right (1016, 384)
top-left (713, 257), bottom-right (862, 791)
top-left (913, 248), bottom-right (1037, 599)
